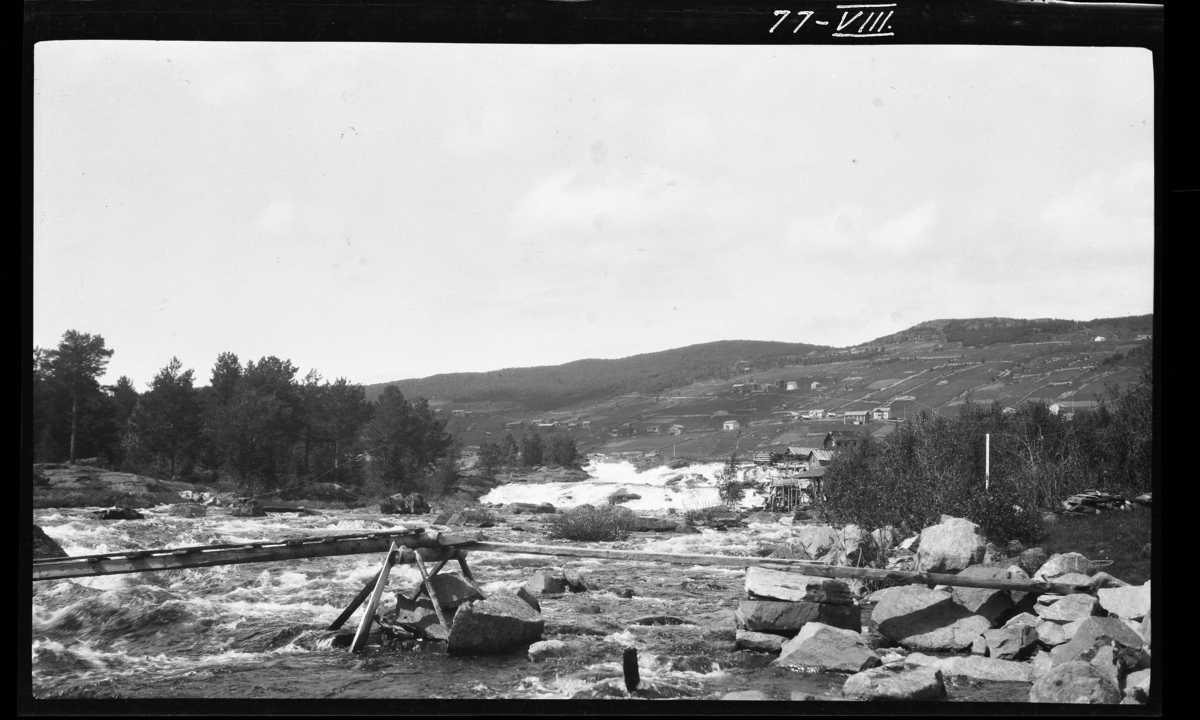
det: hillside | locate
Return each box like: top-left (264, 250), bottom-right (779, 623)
top-left (363, 340), bottom-right (832, 408)
top-left (361, 315), bottom-right (1153, 459)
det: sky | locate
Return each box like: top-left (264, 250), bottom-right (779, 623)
top-left (33, 42), bottom-right (1154, 388)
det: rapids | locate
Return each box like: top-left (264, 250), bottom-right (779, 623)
top-left (29, 461), bottom-right (1029, 703)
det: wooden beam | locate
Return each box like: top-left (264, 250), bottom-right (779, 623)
top-left (462, 541), bottom-right (1094, 596)
top-left (351, 543), bottom-right (398, 653)
top-left (32, 530), bottom-right (471, 582)
top-left (414, 551), bottom-right (450, 631)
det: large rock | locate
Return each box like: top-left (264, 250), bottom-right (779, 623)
top-left (528, 639), bottom-right (573, 661)
top-left (506, 502), bottom-right (556, 514)
top-left (629, 516), bottom-right (678, 532)
top-left (905, 652), bottom-right (1040, 683)
top-left (871, 586), bottom-right (992, 651)
top-left (1123, 668), bottom-right (1151, 704)
top-left (523, 572), bottom-right (565, 595)
top-left (229, 499), bottom-right (266, 517)
top-left (1033, 552), bottom-right (1095, 580)
top-left (32, 525), bottom-right (68, 559)
top-left (790, 524), bottom-right (839, 558)
top-left (168, 503), bottom-right (207, 518)
top-left (744, 567), bottom-right (854, 605)
top-left (917, 517), bottom-right (985, 572)
top-left (1097, 582), bottom-right (1150, 620)
top-left (982, 625), bottom-right (1039, 661)
top-left (428, 573), bottom-right (486, 609)
top-left (736, 600), bottom-right (861, 636)
top-left (446, 590), bottom-right (544, 655)
top-left (1016, 547), bottom-right (1049, 576)
top-left (950, 564), bottom-right (1028, 623)
top-left (773, 622), bottom-right (880, 672)
top-left (1050, 617), bottom-right (1145, 668)
top-left (89, 507), bottom-right (145, 520)
top-left (1035, 593), bottom-right (1100, 622)
top-left (1029, 661), bottom-right (1121, 704)
top-left (392, 595), bottom-right (445, 632)
top-left (842, 667), bottom-right (946, 701)
top-left (735, 630), bottom-right (786, 653)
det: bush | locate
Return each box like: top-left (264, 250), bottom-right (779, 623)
top-left (546, 505), bottom-right (634, 542)
top-left (957, 485), bottom-right (1044, 546)
top-left (683, 505), bottom-right (732, 524)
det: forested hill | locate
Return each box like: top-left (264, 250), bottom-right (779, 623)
top-left (363, 340), bottom-right (830, 410)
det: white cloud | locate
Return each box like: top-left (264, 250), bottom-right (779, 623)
top-left (868, 202), bottom-right (938, 253)
top-left (255, 200), bottom-right (295, 236)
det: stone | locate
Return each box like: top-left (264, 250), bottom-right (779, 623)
top-left (1050, 617), bottom-right (1145, 667)
top-left (562, 568), bottom-right (589, 593)
top-left (744, 567), bottom-right (854, 605)
top-left (1087, 571), bottom-right (1129, 589)
top-left (445, 513), bottom-right (465, 525)
top-left (229, 499), bottom-right (265, 518)
top-left (1140, 612), bottom-right (1150, 650)
top-left (905, 652), bottom-right (1040, 683)
top-left (970, 634), bottom-right (988, 656)
top-left (524, 571), bottom-right (566, 595)
top-left (428, 573), bottom-right (486, 609)
top-left (1088, 644), bottom-right (1126, 689)
top-left (983, 625), bottom-right (1039, 660)
top-left (1028, 661), bottom-right (1121, 704)
top-left (1003, 612), bottom-right (1040, 629)
top-left (736, 600), bottom-right (861, 636)
top-left (506, 502), bottom-right (556, 514)
top-left (392, 595), bottom-right (444, 632)
top-left (871, 585), bottom-right (992, 651)
top-left (1031, 649), bottom-right (1054, 675)
top-left (1033, 552), bottom-right (1095, 581)
top-left (1123, 668), bottom-right (1150, 703)
top-left (528, 639), bottom-right (572, 661)
top-left (32, 525), bottom-right (68, 559)
top-left (168, 503), bottom-right (207, 518)
top-left (515, 586), bottom-right (541, 613)
top-left (790, 524), bottom-right (840, 558)
top-left (950, 564), bottom-right (1028, 623)
top-left (898, 534), bottom-right (920, 551)
top-left (432, 512), bottom-right (452, 524)
top-left (674, 523), bottom-right (701, 534)
top-left (842, 667), bottom-right (946, 701)
top-left (773, 622), bottom-right (881, 672)
top-left (833, 524), bottom-right (876, 566)
top-left (629, 516), bottom-right (677, 532)
top-left (917, 516), bottom-right (986, 572)
top-left (630, 615), bottom-right (694, 626)
top-left (89, 507), bottom-right (145, 520)
top-left (1035, 593), bottom-right (1099, 622)
top-left (743, 512), bottom-right (778, 524)
top-left (1016, 547), bottom-right (1049, 576)
top-left (1035, 620), bottom-right (1069, 646)
top-left (607, 489), bottom-right (642, 504)
top-left (446, 590), bottom-right (544, 655)
top-left (1006, 539), bottom-right (1026, 556)
top-left (721, 690), bottom-right (770, 700)
top-left (1097, 582), bottom-right (1150, 619)
top-left (735, 629), bottom-right (786, 653)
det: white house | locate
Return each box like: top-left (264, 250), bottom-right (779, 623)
top-left (786, 381), bottom-right (799, 391)
top-left (1094, 336), bottom-right (1107, 342)
top-left (722, 419), bottom-right (741, 431)
top-left (872, 407), bottom-right (891, 420)
top-left (811, 382), bottom-right (820, 389)
top-left (844, 410), bottom-right (870, 424)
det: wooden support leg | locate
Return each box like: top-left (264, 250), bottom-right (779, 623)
top-left (328, 567), bottom-right (384, 631)
top-left (454, 550), bottom-right (476, 584)
top-left (350, 542), bottom-right (399, 653)
top-left (414, 550), bottom-right (450, 631)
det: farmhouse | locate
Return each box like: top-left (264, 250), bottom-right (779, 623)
top-left (451, 410), bottom-right (472, 418)
top-left (872, 407), bottom-right (891, 420)
top-left (722, 419), bottom-right (741, 431)
top-left (668, 424), bottom-right (686, 435)
top-left (808, 449), bottom-right (833, 467)
top-left (823, 431), bottom-right (861, 451)
top-left (1094, 336), bottom-right (1107, 342)
top-left (843, 410), bottom-right (870, 425)
top-left (645, 424), bottom-right (662, 434)
top-left (580, 420), bottom-right (592, 429)
top-left (811, 381), bottom-right (820, 389)
top-left (1049, 400), bottom-right (1102, 419)
top-left (786, 381), bottom-right (799, 391)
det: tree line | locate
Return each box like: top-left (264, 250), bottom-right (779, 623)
top-left (31, 330), bottom-right (466, 496)
top-left (820, 359), bottom-right (1154, 544)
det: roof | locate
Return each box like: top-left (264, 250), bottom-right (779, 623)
top-left (809, 449), bottom-right (833, 462)
top-left (844, 410), bottom-right (870, 416)
top-left (1053, 400), bottom-right (1102, 409)
top-left (796, 466), bottom-right (828, 478)
top-left (788, 446), bottom-right (818, 456)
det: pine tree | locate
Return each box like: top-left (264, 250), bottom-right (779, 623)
top-left (45, 330), bottom-right (115, 463)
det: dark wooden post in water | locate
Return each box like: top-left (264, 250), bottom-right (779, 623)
top-left (622, 647), bottom-right (640, 692)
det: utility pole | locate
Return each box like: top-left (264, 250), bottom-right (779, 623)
top-left (985, 433), bottom-right (991, 492)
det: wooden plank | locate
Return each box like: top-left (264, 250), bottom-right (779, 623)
top-left (454, 550), bottom-right (476, 584)
top-left (351, 543), bottom-right (398, 653)
top-left (461, 541), bottom-right (1095, 596)
top-left (33, 531), bottom-right (440, 581)
top-left (414, 551), bottom-right (450, 631)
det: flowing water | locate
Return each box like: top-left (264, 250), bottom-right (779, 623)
top-left (31, 460), bottom-right (1028, 703)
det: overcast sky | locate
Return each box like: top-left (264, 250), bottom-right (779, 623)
top-left (34, 42), bottom-right (1154, 388)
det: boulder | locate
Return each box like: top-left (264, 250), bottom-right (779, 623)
top-left (562, 568), bottom-right (589, 593)
top-left (1050, 617), bottom-right (1145, 668)
top-left (168, 503), bottom-right (207, 518)
top-left (392, 595), bottom-right (445, 632)
top-left (607, 489), bottom-right (642, 504)
top-left (1123, 668), bottom-right (1150, 704)
top-left (1031, 649), bottom-right (1054, 675)
top-left (1016, 547), bottom-right (1049, 576)
top-left (89, 507), bottom-right (145, 520)
top-left (506, 502), bottom-right (556, 514)
top-left (32, 525), bottom-right (68, 559)
top-left (515, 586), bottom-right (541, 613)
top-left (950, 564), bottom-right (1028, 623)
top-left (675, 523), bottom-right (701, 534)
top-left (983, 625), bottom-right (1039, 661)
top-left (1088, 644), bottom-right (1128, 689)
top-left (229, 499), bottom-right (266, 518)
top-left (842, 667), bottom-right (946, 701)
top-left (446, 590), bottom-right (544, 655)
top-left (1033, 552), bottom-right (1095, 581)
top-left (743, 511), bottom-right (778, 525)
top-left (528, 639), bottom-right (572, 661)
top-left (734, 629), bottom-right (786, 653)
top-left (523, 571), bottom-right (565, 596)
top-left (904, 652), bottom-right (1040, 683)
top-left (1028, 661), bottom-right (1121, 704)
top-left (790, 524), bottom-right (839, 558)
top-left (830, 524), bottom-right (876, 566)
top-left (428, 573), bottom-right (486, 609)
top-left (629, 516), bottom-right (678, 532)
top-left (736, 600), bottom-right (861, 636)
top-left (970, 634), bottom-right (988, 656)
top-left (773, 622), bottom-right (881, 672)
top-left (1140, 611), bottom-right (1150, 650)
top-left (744, 567), bottom-right (854, 605)
top-left (1097, 582), bottom-right (1150, 620)
top-left (916, 517), bottom-right (985, 572)
top-left (871, 586), bottom-right (992, 651)
top-left (1035, 593), bottom-right (1099, 622)
top-left (1003, 612), bottom-right (1040, 629)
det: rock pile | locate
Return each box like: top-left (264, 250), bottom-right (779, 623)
top-left (736, 566), bottom-right (861, 653)
top-left (1061, 490), bottom-right (1134, 515)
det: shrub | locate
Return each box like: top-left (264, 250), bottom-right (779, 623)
top-left (546, 505), bottom-right (634, 542)
top-left (459, 505), bottom-right (497, 524)
top-left (683, 505), bottom-right (731, 524)
top-left (957, 485), bottom-right (1044, 546)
